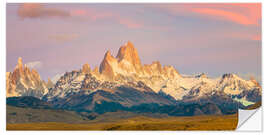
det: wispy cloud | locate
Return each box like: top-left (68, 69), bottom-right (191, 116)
top-left (26, 61), bottom-right (42, 69)
top-left (18, 3), bottom-right (70, 19)
top-left (156, 3), bottom-right (261, 26)
top-left (70, 9), bottom-right (114, 20)
top-left (252, 34), bottom-right (261, 41)
top-left (118, 18), bottom-right (142, 29)
top-left (191, 8), bottom-right (255, 26)
top-left (17, 4), bottom-right (143, 29)
top-left (70, 8), bottom-right (143, 29)
top-left (220, 32), bottom-right (262, 41)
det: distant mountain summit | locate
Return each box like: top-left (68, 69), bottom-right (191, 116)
top-left (6, 57), bottom-right (48, 98)
top-left (99, 41), bottom-right (144, 79)
top-left (97, 41), bottom-right (182, 96)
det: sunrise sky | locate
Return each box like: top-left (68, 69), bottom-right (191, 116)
top-left (6, 3), bottom-right (261, 82)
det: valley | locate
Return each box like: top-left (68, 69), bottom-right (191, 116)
top-left (7, 105), bottom-right (237, 130)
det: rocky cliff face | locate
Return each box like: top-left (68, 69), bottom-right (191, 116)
top-left (97, 41), bottom-right (182, 95)
top-left (99, 41), bottom-right (181, 80)
top-left (6, 57), bottom-right (48, 98)
top-left (116, 41), bottom-right (143, 74)
top-left (46, 78), bottom-right (54, 89)
top-left (99, 41), bottom-right (144, 79)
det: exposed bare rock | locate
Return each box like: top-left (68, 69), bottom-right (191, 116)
top-left (99, 51), bottom-right (117, 79)
top-left (82, 63), bottom-right (91, 74)
top-left (46, 78), bottom-right (54, 89)
top-left (6, 57), bottom-right (48, 98)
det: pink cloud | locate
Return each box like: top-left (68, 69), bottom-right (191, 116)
top-left (252, 34), bottom-right (261, 41)
top-left (220, 30), bottom-right (261, 41)
top-left (70, 9), bottom-right (87, 17)
top-left (70, 9), bottom-right (114, 20)
top-left (118, 18), bottom-right (142, 29)
top-left (157, 3), bottom-right (261, 26)
top-left (18, 3), bottom-right (70, 18)
top-left (18, 4), bottom-right (143, 29)
top-left (70, 9), bottom-right (142, 29)
top-left (198, 30), bottom-right (262, 42)
top-left (191, 8), bottom-right (255, 26)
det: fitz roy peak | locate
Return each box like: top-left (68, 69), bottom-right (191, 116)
top-left (100, 41), bottom-right (143, 77)
top-left (98, 41), bottom-right (182, 95)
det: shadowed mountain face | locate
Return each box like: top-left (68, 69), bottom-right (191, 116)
top-left (7, 96), bottom-right (53, 109)
top-left (6, 42), bottom-right (261, 117)
top-left (6, 96), bottom-right (225, 118)
top-left (47, 86), bottom-right (176, 113)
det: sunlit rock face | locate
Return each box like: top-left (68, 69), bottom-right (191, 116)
top-left (6, 57), bottom-right (48, 98)
top-left (97, 42), bottom-right (183, 96)
top-left (82, 63), bottom-right (91, 74)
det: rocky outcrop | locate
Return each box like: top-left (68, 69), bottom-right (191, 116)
top-left (46, 78), bottom-right (54, 89)
top-left (82, 63), bottom-right (91, 74)
top-left (99, 51), bottom-right (117, 79)
top-left (99, 41), bottom-right (181, 81)
top-left (6, 57), bottom-right (48, 98)
top-left (116, 41), bottom-right (143, 74)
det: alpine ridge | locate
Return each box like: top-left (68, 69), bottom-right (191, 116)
top-left (6, 57), bottom-right (48, 98)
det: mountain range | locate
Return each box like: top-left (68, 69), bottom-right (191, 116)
top-left (6, 41), bottom-right (262, 116)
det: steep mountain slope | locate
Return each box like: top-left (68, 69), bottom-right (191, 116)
top-left (7, 96), bottom-right (53, 109)
top-left (44, 67), bottom-right (175, 112)
top-left (97, 41), bottom-right (182, 96)
top-left (6, 58), bottom-right (48, 98)
top-left (46, 78), bottom-right (54, 89)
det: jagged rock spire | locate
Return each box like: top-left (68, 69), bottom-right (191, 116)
top-left (82, 63), bottom-right (91, 74)
top-left (116, 41), bottom-right (142, 67)
top-left (47, 78), bottom-right (54, 89)
top-left (99, 41), bottom-right (144, 79)
top-left (16, 57), bottom-right (24, 72)
top-left (98, 41), bottom-right (181, 79)
top-left (6, 57), bottom-right (48, 98)
top-left (18, 57), bottom-right (23, 67)
top-left (99, 51), bottom-right (116, 79)
top-left (196, 73), bottom-right (208, 78)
